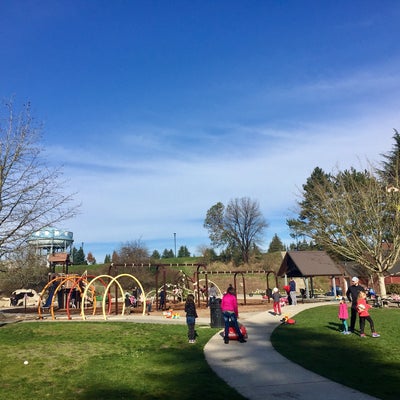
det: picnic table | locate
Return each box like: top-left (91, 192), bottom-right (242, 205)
top-left (382, 298), bottom-right (400, 307)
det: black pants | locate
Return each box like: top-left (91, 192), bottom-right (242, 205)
top-left (186, 316), bottom-right (196, 340)
top-left (350, 306), bottom-right (358, 331)
top-left (359, 315), bottom-right (375, 334)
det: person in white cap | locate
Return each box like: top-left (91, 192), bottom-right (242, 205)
top-left (271, 287), bottom-right (282, 316)
top-left (346, 277), bottom-right (365, 333)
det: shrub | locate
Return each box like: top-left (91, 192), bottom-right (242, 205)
top-left (386, 283), bottom-right (400, 295)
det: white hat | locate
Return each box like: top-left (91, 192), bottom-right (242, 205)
top-left (273, 287), bottom-right (279, 293)
top-left (352, 277), bottom-right (359, 282)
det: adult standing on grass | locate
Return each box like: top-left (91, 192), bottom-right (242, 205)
top-left (289, 277), bottom-right (297, 305)
top-left (184, 294), bottom-right (198, 343)
top-left (221, 286), bottom-right (246, 344)
top-left (346, 276), bottom-right (365, 333)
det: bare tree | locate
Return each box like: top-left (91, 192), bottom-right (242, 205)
top-left (0, 245), bottom-right (48, 294)
top-left (204, 197), bottom-right (268, 264)
top-left (115, 239), bottom-right (150, 264)
top-left (0, 100), bottom-right (79, 258)
top-left (288, 166), bottom-right (400, 296)
top-left (225, 198), bottom-right (268, 264)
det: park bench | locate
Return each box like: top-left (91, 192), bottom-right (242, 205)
top-left (382, 296), bottom-right (400, 308)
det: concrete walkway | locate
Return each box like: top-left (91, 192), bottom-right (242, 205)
top-left (204, 302), bottom-right (379, 400)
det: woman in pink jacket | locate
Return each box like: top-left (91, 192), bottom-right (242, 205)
top-left (221, 286), bottom-right (246, 344)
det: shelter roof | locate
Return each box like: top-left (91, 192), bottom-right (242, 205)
top-left (278, 251), bottom-right (342, 277)
top-left (339, 261), bottom-right (369, 279)
top-left (48, 252), bottom-right (70, 263)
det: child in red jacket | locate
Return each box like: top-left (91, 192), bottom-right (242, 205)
top-left (357, 291), bottom-right (380, 338)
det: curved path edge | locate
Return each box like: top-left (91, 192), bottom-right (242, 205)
top-left (204, 302), bottom-right (379, 400)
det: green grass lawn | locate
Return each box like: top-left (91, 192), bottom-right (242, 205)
top-left (0, 322), bottom-right (245, 400)
top-left (3, 306), bottom-right (399, 400)
top-left (271, 305), bottom-right (400, 400)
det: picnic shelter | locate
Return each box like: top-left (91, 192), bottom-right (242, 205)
top-left (278, 250), bottom-right (344, 298)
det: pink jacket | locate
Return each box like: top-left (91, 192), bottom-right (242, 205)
top-left (221, 292), bottom-right (239, 316)
top-left (338, 302), bottom-right (348, 319)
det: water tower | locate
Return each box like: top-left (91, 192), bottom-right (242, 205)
top-left (28, 227), bottom-right (74, 255)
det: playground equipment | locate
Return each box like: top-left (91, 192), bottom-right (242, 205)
top-left (192, 264), bottom-right (278, 306)
top-left (194, 278), bottom-right (223, 298)
top-left (38, 274), bottom-right (100, 320)
top-left (82, 274), bottom-right (146, 320)
top-left (37, 273), bottom-right (147, 320)
top-left (9, 289), bottom-right (41, 307)
top-left (35, 262), bottom-right (278, 320)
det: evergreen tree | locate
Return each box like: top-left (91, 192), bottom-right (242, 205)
top-left (267, 234), bottom-right (285, 253)
top-left (104, 254), bottom-right (111, 263)
top-left (201, 247), bottom-right (218, 263)
top-left (377, 129), bottom-right (400, 188)
top-left (151, 250), bottom-right (161, 259)
top-left (162, 249), bottom-right (174, 258)
top-left (286, 153), bottom-right (400, 296)
top-left (72, 246), bottom-right (86, 265)
top-left (178, 245), bottom-right (190, 257)
top-left (288, 238), bottom-right (318, 251)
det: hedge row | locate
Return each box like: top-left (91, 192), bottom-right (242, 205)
top-left (385, 283), bottom-right (400, 295)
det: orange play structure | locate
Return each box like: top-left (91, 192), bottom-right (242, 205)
top-left (38, 273), bottom-right (146, 320)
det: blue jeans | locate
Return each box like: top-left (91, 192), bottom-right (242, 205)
top-left (186, 316), bottom-right (196, 340)
top-left (223, 311), bottom-right (243, 340)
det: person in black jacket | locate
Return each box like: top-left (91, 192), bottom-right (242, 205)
top-left (346, 277), bottom-right (365, 333)
top-left (184, 294), bottom-right (198, 343)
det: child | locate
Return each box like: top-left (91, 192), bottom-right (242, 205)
top-left (357, 291), bottom-right (380, 338)
top-left (338, 297), bottom-right (350, 334)
top-left (283, 285), bottom-right (291, 305)
top-left (184, 294), bottom-right (198, 343)
top-left (271, 287), bottom-right (282, 316)
top-left (146, 298), bottom-right (152, 315)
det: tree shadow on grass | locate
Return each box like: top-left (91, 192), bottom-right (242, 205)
top-left (74, 341), bottom-right (246, 400)
top-left (326, 321), bottom-right (342, 332)
top-left (271, 306), bottom-right (400, 400)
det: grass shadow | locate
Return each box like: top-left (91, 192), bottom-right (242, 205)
top-left (271, 305), bottom-right (400, 400)
top-left (326, 321), bottom-right (342, 331)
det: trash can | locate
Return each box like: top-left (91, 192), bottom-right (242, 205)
top-left (210, 298), bottom-right (224, 328)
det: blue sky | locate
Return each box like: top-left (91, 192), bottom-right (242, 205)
top-left (1, 1), bottom-right (400, 262)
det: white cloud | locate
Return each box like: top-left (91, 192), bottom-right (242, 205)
top-left (46, 60), bottom-right (400, 260)
top-left (60, 105), bottom-right (396, 259)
